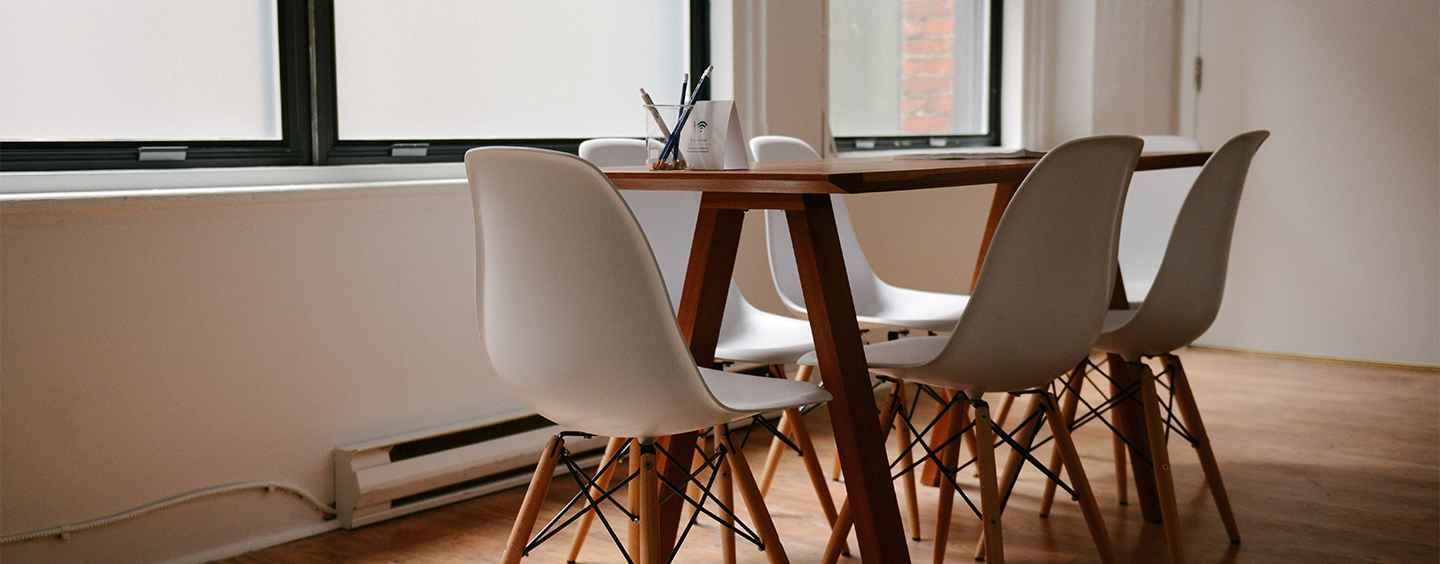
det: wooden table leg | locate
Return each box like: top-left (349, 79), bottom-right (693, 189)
top-left (660, 203), bottom-right (747, 560)
top-left (1107, 353), bottom-right (1164, 523)
top-left (788, 194), bottom-right (911, 563)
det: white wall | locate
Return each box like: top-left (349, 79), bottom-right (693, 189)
top-left (1, 174), bottom-right (523, 563)
top-left (3, 2), bottom-right (1436, 562)
top-left (1182, 0), bottom-right (1440, 365)
top-left (1023, 0), bottom-right (1437, 366)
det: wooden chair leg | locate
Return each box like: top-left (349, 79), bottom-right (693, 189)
top-left (720, 448), bottom-right (737, 564)
top-left (973, 400), bottom-right (1005, 564)
top-left (686, 433), bottom-right (713, 524)
top-left (760, 365), bottom-right (817, 494)
top-left (759, 414), bottom-right (791, 496)
top-left (994, 392), bottom-right (1016, 429)
top-left (975, 394), bottom-right (1043, 562)
top-left (822, 499), bottom-right (854, 564)
top-left (894, 382), bottom-right (923, 540)
top-left (716, 424), bottom-right (790, 564)
top-left (567, 436), bottom-right (627, 563)
top-left (1042, 393), bottom-right (1117, 564)
top-left (628, 440), bottom-right (642, 558)
top-left (934, 398), bottom-right (972, 564)
top-left (963, 393), bottom-right (981, 477)
top-left (1162, 355), bottom-right (1241, 544)
top-left (636, 442), bottom-right (662, 564)
top-left (1111, 378), bottom-right (1130, 506)
top-left (1138, 361), bottom-right (1186, 564)
top-left (920, 390), bottom-right (954, 487)
top-left (503, 435), bottom-right (565, 564)
top-left (785, 405), bottom-right (848, 555)
top-left (1041, 366), bottom-right (1086, 516)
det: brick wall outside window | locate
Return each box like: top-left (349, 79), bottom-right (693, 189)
top-left (901, 0), bottom-right (954, 134)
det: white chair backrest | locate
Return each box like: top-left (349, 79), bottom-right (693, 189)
top-left (580, 139), bottom-right (772, 331)
top-left (750, 135), bottom-right (824, 162)
top-left (577, 137), bottom-right (646, 168)
top-left (465, 146), bottom-right (738, 439)
top-left (1118, 136), bottom-right (1205, 301)
top-left (580, 138), bottom-right (700, 310)
top-left (1113, 130), bottom-right (1270, 353)
top-left (750, 136), bottom-right (883, 314)
top-left (932, 136), bottom-right (1143, 395)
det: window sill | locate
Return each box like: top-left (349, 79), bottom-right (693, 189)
top-left (1, 162), bottom-right (465, 197)
top-left (0, 163), bottom-right (469, 212)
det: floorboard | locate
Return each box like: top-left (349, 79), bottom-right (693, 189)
top-left (217, 348), bottom-right (1440, 563)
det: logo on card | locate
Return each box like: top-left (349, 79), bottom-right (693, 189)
top-left (696, 121), bottom-right (708, 130)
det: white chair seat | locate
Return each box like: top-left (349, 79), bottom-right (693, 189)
top-left (798, 334), bottom-right (947, 373)
top-left (700, 367), bottom-right (833, 413)
top-left (751, 135), bottom-right (972, 336)
top-left (715, 284), bottom-right (816, 364)
top-left (860, 287), bottom-right (971, 333)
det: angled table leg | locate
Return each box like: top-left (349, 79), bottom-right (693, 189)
top-left (788, 194), bottom-right (911, 563)
top-left (1108, 353), bottom-right (1165, 523)
top-left (660, 202), bottom-right (747, 560)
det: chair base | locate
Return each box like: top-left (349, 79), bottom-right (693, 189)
top-left (821, 386), bottom-right (1115, 564)
top-left (1038, 353), bottom-right (1242, 564)
top-left (509, 428), bottom-right (791, 564)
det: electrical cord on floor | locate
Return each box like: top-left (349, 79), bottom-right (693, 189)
top-left (0, 480), bottom-right (335, 545)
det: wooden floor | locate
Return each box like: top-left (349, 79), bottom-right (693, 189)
top-left (220, 348), bottom-right (1439, 564)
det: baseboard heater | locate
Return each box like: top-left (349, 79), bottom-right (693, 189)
top-left (335, 411), bottom-right (605, 528)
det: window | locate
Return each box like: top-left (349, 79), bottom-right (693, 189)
top-left (314, 0), bottom-right (708, 164)
top-left (0, 0), bottom-right (311, 171)
top-left (829, 0), bottom-right (1001, 151)
top-left (1, 0), bottom-right (709, 170)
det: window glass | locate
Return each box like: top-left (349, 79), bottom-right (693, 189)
top-left (333, 0), bottom-right (689, 140)
top-left (829, 0), bottom-right (992, 139)
top-left (0, 0), bottom-right (282, 142)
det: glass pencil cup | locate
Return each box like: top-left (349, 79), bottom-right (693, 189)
top-left (644, 104), bottom-right (691, 170)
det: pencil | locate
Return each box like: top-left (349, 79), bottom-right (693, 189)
top-left (659, 66), bottom-right (712, 163)
top-left (640, 88), bottom-right (669, 141)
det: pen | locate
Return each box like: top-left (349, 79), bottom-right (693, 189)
top-left (659, 73), bottom-right (689, 165)
top-left (688, 65), bottom-right (711, 105)
top-left (659, 66), bottom-right (712, 163)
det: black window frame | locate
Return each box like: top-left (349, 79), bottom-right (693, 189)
top-left (310, 0), bottom-right (712, 165)
top-left (0, 0), bottom-right (314, 172)
top-left (1, 0), bottom-right (709, 171)
top-left (832, 0), bottom-right (1003, 153)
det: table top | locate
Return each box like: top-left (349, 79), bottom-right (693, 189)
top-left (605, 151), bottom-right (1211, 195)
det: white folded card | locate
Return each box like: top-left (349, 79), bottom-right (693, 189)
top-left (679, 100), bottom-right (748, 170)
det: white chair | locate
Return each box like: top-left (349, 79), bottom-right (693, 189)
top-left (751, 135), bottom-right (972, 334)
top-left (751, 135), bottom-right (983, 515)
top-left (575, 138), bottom-right (841, 556)
top-left (576, 138), bottom-right (838, 531)
top-left (805, 135), bottom-right (1144, 564)
top-left (466, 146), bottom-right (831, 564)
top-left (578, 138), bottom-right (818, 369)
top-left (1117, 135), bottom-right (1206, 303)
top-left (1042, 131), bottom-right (1268, 564)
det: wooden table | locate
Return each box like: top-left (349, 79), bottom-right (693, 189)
top-left (605, 151), bottom-right (1210, 563)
